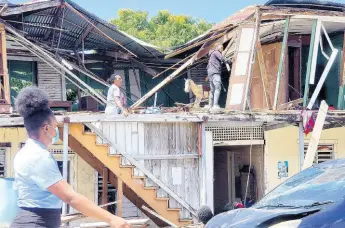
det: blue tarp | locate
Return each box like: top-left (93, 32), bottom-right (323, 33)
top-left (0, 178), bottom-right (18, 227)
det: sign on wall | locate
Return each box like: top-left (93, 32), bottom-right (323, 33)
top-left (278, 161), bottom-right (289, 179)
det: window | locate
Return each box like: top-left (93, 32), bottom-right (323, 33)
top-left (0, 148), bottom-right (6, 177)
top-left (8, 60), bottom-right (37, 106)
top-left (304, 144), bottom-right (334, 164)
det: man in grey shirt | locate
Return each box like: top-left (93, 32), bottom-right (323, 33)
top-left (206, 43), bottom-right (231, 111)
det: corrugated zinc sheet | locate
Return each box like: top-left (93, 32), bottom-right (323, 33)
top-left (265, 0), bottom-right (345, 8)
top-left (6, 0), bottom-right (162, 58)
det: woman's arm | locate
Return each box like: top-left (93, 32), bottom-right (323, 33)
top-left (48, 180), bottom-right (131, 228)
top-left (114, 97), bottom-right (128, 116)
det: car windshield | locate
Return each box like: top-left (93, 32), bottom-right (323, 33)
top-left (253, 164), bottom-right (345, 209)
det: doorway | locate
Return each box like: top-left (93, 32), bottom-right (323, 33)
top-left (213, 145), bottom-right (265, 215)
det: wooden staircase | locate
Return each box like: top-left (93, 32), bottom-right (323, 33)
top-left (64, 123), bottom-right (193, 227)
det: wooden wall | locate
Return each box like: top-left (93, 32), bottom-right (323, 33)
top-left (251, 42), bottom-right (289, 110)
top-left (37, 61), bottom-right (64, 101)
top-left (94, 122), bottom-right (200, 219)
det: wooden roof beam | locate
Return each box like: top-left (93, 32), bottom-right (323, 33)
top-left (105, 51), bottom-right (158, 77)
top-left (74, 23), bottom-right (96, 49)
top-left (44, 5), bottom-right (64, 40)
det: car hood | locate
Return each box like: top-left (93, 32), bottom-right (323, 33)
top-left (206, 207), bottom-right (321, 228)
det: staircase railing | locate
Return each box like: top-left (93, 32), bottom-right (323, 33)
top-left (84, 122), bottom-right (197, 216)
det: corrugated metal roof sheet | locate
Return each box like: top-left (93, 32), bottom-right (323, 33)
top-left (265, 0), bottom-right (345, 8)
top-left (4, 0), bottom-right (163, 58)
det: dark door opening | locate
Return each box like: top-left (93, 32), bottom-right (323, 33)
top-left (288, 47), bottom-right (301, 101)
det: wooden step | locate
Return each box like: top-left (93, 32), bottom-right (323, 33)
top-left (132, 175), bottom-right (146, 180)
top-left (69, 123), bottom-right (193, 226)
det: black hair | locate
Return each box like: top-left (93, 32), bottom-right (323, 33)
top-left (15, 86), bottom-right (54, 137)
top-left (197, 205), bottom-right (214, 224)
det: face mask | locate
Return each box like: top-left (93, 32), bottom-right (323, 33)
top-left (47, 126), bottom-right (59, 144)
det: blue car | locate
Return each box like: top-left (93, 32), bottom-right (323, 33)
top-left (206, 159), bottom-right (345, 228)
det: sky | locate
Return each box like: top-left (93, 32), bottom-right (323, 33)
top-left (10, 0), bottom-right (269, 24)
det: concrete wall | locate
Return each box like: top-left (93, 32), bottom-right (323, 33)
top-left (0, 127), bottom-right (95, 208)
top-left (265, 126), bottom-right (343, 193)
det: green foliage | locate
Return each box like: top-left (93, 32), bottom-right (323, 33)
top-left (66, 89), bottom-right (78, 102)
top-left (110, 9), bottom-right (213, 50)
top-left (10, 78), bottom-right (32, 94)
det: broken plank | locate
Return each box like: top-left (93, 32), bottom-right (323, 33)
top-left (101, 167), bottom-right (109, 210)
top-left (116, 178), bottom-right (123, 217)
top-left (307, 49), bottom-right (338, 110)
top-left (302, 100), bottom-right (328, 170)
top-left (278, 98), bottom-right (303, 110)
top-left (273, 17), bottom-right (290, 110)
top-left (130, 58), bottom-right (194, 109)
top-left (256, 38), bottom-right (272, 109)
top-left (79, 219), bottom-right (149, 228)
top-left (142, 206), bottom-right (178, 228)
top-left (303, 20), bottom-right (318, 107)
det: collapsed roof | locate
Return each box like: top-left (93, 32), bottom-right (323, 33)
top-left (266, 0), bottom-right (345, 11)
top-left (165, 0), bottom-right (345, 60)
top-left (1, 0), bottom-right (163, 58)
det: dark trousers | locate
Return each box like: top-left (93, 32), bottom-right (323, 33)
top-left (10, 207), bottom-right (61, 228)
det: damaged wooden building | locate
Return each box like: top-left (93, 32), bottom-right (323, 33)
top-left (2, 0), bottom-right (345, 227)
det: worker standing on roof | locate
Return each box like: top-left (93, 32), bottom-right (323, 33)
top-left (10, 87), bottom-right (131, 228)
top-left (206, 43), bottom-right (231, 111)
top-left (105, 74), bottom-right (129, 116)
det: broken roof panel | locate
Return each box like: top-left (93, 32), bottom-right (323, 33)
top-left (265, 0), bottom-right (345, 10)
top-left (211, 5), bottom-right (257, 31)
top-left (2, 0), bottom-right (163, 58)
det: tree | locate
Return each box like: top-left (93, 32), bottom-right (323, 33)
top-left (110, 9), bottom-right (213, 50)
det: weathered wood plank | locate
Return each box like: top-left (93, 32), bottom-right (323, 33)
top-left (273, 17), bottom-right (290, 110)
top-left (101, 167), bottom-right (109, 209)
top-left (38, 61), bottom-right (63, 101)
top-left (137, 123), bottom-right (145, 177)
top-left (117, 178), bottom-right (123, 217)
top-left (303, 101), bottom-right (328, 170)
top-left (256, 38), bottom-right (272, 109)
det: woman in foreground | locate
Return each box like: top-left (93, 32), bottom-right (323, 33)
top-left (10, 87), bottom-right (131, 228)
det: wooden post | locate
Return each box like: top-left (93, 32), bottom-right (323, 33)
top-left (337, 86), bottom-right (343, 110)
top-left (309, 20), bottom-right (322, 85)
top-left (102, 167), bottom-right (109, 211)
top-left (256, 38), bottom-right (272, 109)
top-left (303, 20), bottom-right (318, 107)
top-left (205, 131), bottom-right (214, 213)
top-left (299, 122), bottom-right (304, 171)
top-left (62, 117), bottom-right (70, 215)
top-left (273, 17), bottom-right (290, 110)
top-left (302, 100), bottom-right (328, 170)
top-left (338, 32), bottom-right (345, 109)
top-left (116, 178), bottom-right (123, 217)
top-left (0, 24), bottom-right (10, 105)
top-left (243, 8), bottom-right (261, 111)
